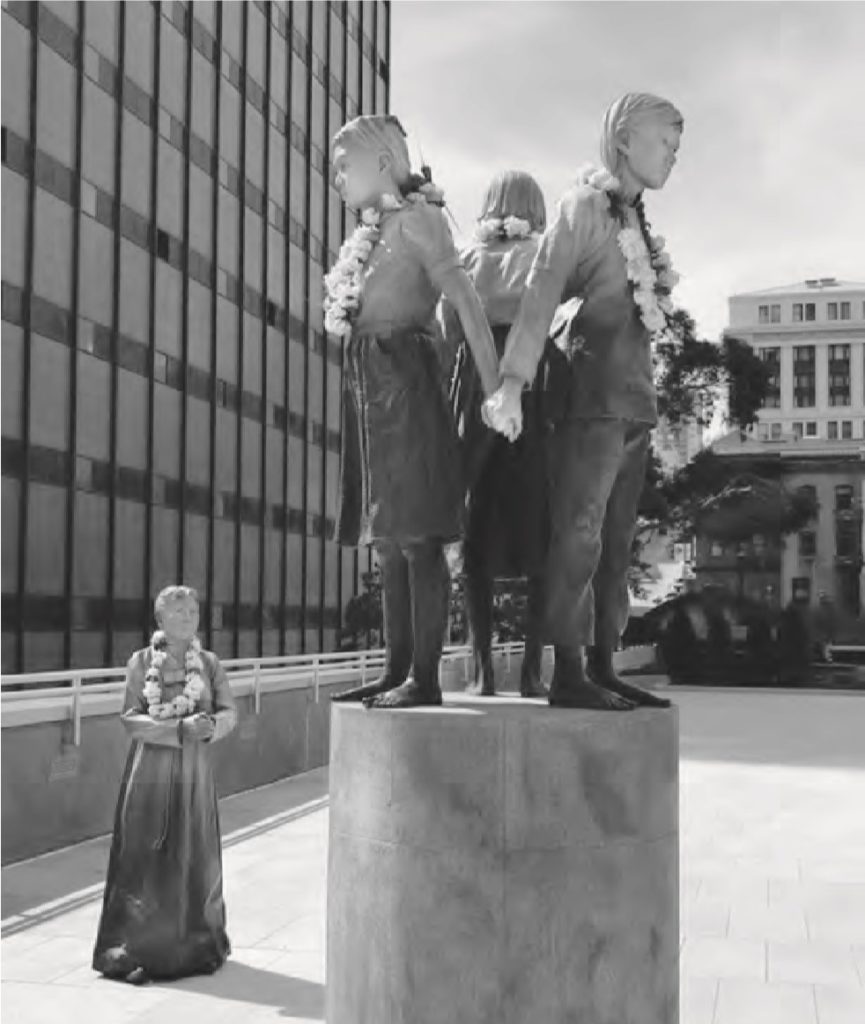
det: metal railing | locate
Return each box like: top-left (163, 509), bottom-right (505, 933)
top-left (1, 642), bottom-right (528, 746)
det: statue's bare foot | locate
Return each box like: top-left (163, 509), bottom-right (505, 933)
top-left (589, 669), bottom-right (671, 709)
top-left (363, 681), bottom-right (443, 709)
top-left (465, 656), bottom-right (495, 697)
top-left (332, 676), bottom-right (404, 703)
top-left (519, 672), bottom-right (548, 699)
top-left (548, 680), bottom-right (635, 711)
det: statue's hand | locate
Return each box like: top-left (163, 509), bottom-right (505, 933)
top-left (483, 378), bottom-right (523, 442)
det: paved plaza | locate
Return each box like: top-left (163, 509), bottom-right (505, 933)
top-left (2, 687), bottom-right (865, 1023)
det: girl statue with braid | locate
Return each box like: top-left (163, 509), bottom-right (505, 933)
top-left (441, 170), bottom-right (552, 699)
top-left (486, 93), bottom-right (682, 711)
top-left (326, 115), bottom-right (499, 709)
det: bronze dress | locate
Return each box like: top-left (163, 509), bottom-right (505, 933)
top-left (92, 647), bottom-right (237, 980)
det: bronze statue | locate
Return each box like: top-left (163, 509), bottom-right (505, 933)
top-left (486, 94), bottom-right (682, 711)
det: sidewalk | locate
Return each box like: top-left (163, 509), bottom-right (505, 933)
top-left (3, 690), bottom-right (865, 1023)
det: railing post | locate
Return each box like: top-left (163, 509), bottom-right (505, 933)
top-left (507, 644), bottom-right (512, 680)
top-left (254, 660), bottom-right (261, 715)
top-left (72, 675), bottom-right (82, 746)
top-left (360, 650), bottom-right (367, 687)
top-left (314, 656), bottom-right (320, 704)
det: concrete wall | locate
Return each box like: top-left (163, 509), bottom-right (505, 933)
top-left (1, 653), bottom-right (520, 864)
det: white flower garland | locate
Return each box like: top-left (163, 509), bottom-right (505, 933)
top-left (142, 631), bottom-right (206, 720)
top-left (323, 183), bottom-right (445, 339)
top-left (576, 164), bottom-right (680, 345)
top-left (475, 215), bottom-right (533, 243)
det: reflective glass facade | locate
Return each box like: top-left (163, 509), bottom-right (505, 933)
top-left (1, 0), bottom-right (391, 671)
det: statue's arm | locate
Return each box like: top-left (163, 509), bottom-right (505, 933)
top-left (206, 653), bottom-right (238, 743)
top-left (500, 188), bottom-right (594, 387)
top-left (403, 208), bottom-right (499, 397)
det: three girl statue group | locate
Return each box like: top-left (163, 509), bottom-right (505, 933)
top-left (92, 92), bottom-right (680, 985)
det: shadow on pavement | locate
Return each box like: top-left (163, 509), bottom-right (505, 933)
top-left (160, 962), bottom-right (325, 1018)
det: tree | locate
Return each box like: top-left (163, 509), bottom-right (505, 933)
top-left (629, 312), bottom-right (773, 590)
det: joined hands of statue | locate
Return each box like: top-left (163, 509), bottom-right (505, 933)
top-left (483, 378), bottom-right (523, 442)
top-left (183, 713), bottom-right (216, 742)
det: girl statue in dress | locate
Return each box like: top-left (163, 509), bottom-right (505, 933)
top-left (92, 586), bottom-right (237, 984)
top-left (326, 114), bottom-right (499, 709)
top-left (442, 170), bottom-right (552, 698)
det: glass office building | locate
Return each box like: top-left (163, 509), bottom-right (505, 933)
top-left (1, 0), bottom-right (391, 672)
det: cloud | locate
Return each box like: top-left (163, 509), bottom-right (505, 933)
top-left (391, 1), bottom-right (865, 338)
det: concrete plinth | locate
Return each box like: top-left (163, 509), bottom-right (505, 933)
top-left (327, 695), bottom-right (679, 1024)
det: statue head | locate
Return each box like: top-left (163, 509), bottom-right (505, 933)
top-left (332, 114), bottom-right (412, 210)
top-left (154, 585), bottom-right (200, 643)
top-left (600, 93), bottom-right (683, 194)
top-left (476, 170), bottom-right (547, 233)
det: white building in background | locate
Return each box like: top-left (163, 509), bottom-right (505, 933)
top-left (725, 278), bottom-right (865, 443)
top-left (707, 278), bottom-right (865, 622)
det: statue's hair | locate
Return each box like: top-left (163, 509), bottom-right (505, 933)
top-left (332, 114), bottom-right (412, 188)
top-left (476, 170), bottom-right (546, 233)
top-left (600, 93), bottom-right (684, 175)
top-left (154, 585), bottom-right (200, 618)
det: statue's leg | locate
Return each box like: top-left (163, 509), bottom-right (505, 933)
top-left (544, 420), bottom-right (634, 711)
top-left (520, 573), bottom-right (547, 697)
top-left (365, 540), bottom-right (447, 709)
top-left (333, 540), bottom-right (412, 702)
top-left (463, 503), bottom-right (496, 696)
top-left (587, 426), bottom-right (671, 709)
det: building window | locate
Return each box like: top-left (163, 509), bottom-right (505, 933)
top-left (759, 347), bottom-right (781, 408)
top-left (792, 577), bottom-right (811, 602)
top-left (840, 301), bottom-right (851, 321)
top-left (837, 523), bottom-right (859, 558)
top-left (828, 302), bottom-right (838, 320)
top-left (835, 485), bottom-right (854, 511)
top-left (770, 304), bottom-right (781, 323)
top-left (805, 422), bottom-right (817, 437)
top-left (828, 421), bottom-right (839, 440)
top-left (793, 345), bottom-right (816, 407)
top-left (805, 303), bottom-right (816, 321)
top-left (842, 421), bottom-right (853, 439)
top-left (758, 423), bottom-right (770, 441)
top-left (758, 304), bottom-right (769, 324)
top-left (829, 343), bottom-right (851, 407)
top-left (793, 303), bottom-right (803, 322)
top-left (771, 423), bottom-right (782, 440)
top-left (799, 531), bottom-right (816, 558)
top-left (793, 422), bottom-right (804, 439)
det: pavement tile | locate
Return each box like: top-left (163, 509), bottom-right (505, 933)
top-left (714, 979), bottom-right (817, 1024)
top-left (814, 984), bottom-right (865, 1024)
top-left (728, 901), bottom-right (809, 942)
top-left (768, 941), bottom-right (861, 988)
top-left (680, 976), bottom-right (718, 1024)
top-left (682, 899), bottom-right (731, 939)
top-left (680, 937), bottom-right (766, 982)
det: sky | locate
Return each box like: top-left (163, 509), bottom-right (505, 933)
top-left (390, 0), bottom-right (865, 340)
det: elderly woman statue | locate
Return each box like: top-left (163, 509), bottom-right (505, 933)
top-left (92, 586), bottom-right (237, 984)
top-left (485, 93), bottom-right (682, 711)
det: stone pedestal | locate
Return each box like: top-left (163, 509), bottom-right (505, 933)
top-left (327, 696), bottom-right (679, 1024)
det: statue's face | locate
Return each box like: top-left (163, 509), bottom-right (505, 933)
top-left (620, 118), bottom-right (681, 190)
top-left (158, 598), bottom-right (199, 643)
top-left (332, 142), bottom-right (386, 210)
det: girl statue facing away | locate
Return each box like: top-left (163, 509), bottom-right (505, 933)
top-left (442, 170), bottom-right (551, 698)
top-left (92, 586), bottom-right (237, 984)
top-left (326, 114), bottom-right (499, 709)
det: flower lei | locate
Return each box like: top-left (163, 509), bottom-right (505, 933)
top-left (475, 215), bottom-right (533, 243)
top-left (323, 181), bottom-right (446, 339)
top-left (576, 164), bottom-right (680, 345)
top-left (142, 630), bottom-right (206, 720)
